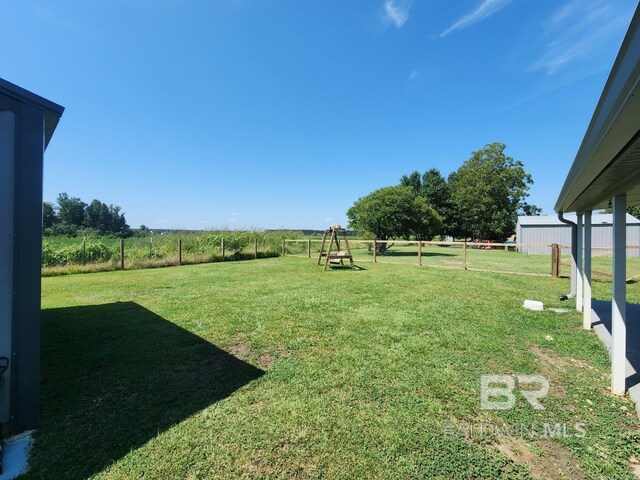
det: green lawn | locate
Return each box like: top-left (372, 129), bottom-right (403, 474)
top-left (29, 257), bottom-right (640, 479)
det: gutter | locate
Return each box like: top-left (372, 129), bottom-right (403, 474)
top-left (557, 212), bottom-right (577, 301)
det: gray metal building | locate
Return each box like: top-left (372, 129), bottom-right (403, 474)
top-left (516, 213), bottom-right (640, 256)
top-left (0, 78), bottom-right (63, 435)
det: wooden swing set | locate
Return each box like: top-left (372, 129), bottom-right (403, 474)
top-left (317, 226), bottom-right (355, 271)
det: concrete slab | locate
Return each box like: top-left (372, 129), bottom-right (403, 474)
top-left (0, 431), bottom-right (33, 480)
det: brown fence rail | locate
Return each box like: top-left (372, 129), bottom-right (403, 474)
top-left (284, 239), bottom-right (640, 280)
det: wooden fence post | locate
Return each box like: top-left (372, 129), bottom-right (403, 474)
top-left (418, 241), bottom-right (422, 266)
top-left (149, 237), bottom-right (152, 258)
top-left (463, 240), bottom-right (467, 271)
top-left (254, 238), bottom-right (258, 259)
top-left (373, 240), bottom-right (377, 263)
top-left (282, 239), bottom-right (286, 257)
top-left (178, 239), bottom-right (182, 265)
top-left (308, 239), bottom-right (311, 258)
top-left (82, 238), bottom-right (86, 266)
top-left (221, 238), bottom-right (225, 261)
top-left (551, 243), bottom-right (560, 278)
top-left (120, 239), bottom-right (125, 270)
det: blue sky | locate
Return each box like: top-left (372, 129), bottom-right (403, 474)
top-left (2, 0), bottom-right (637, 230)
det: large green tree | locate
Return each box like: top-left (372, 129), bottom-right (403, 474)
top-left (347, 186), bottom-right (442, 251)
top-left (420, 168), bottom-right (456, 237)
top-left (399, 168), bottom-right (456, 237)
top-left (399, 171), bottom-right (422, 195)
top-left (57, 193), bottom-right (86, 229)
top-left (448, 142), bottom-right (533, 240)
top-left (42, 202), bottom-right (58, 230)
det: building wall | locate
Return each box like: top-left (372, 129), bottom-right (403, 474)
top-left (517, 224), bottom-right (640, 256)
top-left (0, 111), bottom-right (15, 425)
top-left (0, 93), bottom-right (46, 434)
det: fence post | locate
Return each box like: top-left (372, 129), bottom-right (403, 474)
top-left (254, 238), bottom-right (258, 259)
top-left (149, 237), bottom-right (152, 258)
top-left (373, 240), bottom-right (377, 263)
top-left (221, 238), bottom-right (225, 261)
top-left (282, 239), bottom-right (286, 257)
top-left (418, 241), bottom-right (422, 266)
top-left (178, 239), bottom-right (182, 265)
top-left (551, 243), bottom-right (560, 278)
top-left (308, 239), bottom-right (311, 258)
top-left (463, 240), bottom-right (467, 271)
top-left (82, 238), bottom-right (86, 266)
top-left (120, 239), bottom-right (125, 270)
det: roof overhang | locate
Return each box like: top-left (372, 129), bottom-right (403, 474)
top-left (555, 4), bottom-right (640, 213)
top-left (0, 78), bottom-right (64, 148)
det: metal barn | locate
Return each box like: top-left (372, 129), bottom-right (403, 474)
top-left (0, 78), bottom-right (63, 435)
top-left (516, 214), bottom-right (640, 256)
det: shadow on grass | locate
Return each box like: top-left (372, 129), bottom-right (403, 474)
top-left (30, 302), bottom-right (264, 479)
top-left (327, 264), bottom-right (367, 271)
top-left (591, 300), bottom-right (640, 392)
top-left (377, 251), bottom-right (456, 258)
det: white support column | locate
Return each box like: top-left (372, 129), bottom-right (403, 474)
top-left (576, 213), bottom-right (583, 312)
top-left (583, 211), bottom-right (592, 329)
top-left (612, 195), bottom-right (627, 395)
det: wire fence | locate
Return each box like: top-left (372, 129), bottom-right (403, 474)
top-left (41, 234), bottom-right (640, 282)
top-left (284, 239), bottom-right (640, 281)
top-left (41, 234), bottom-right (289, 276)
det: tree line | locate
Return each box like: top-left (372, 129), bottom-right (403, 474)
top-left (43, 193), bottom-right (132, 237)
top-left (347, 142), bottom-right (540, 247)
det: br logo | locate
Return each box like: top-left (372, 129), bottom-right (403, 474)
top-left (480, 375), bottom-right (549, 410)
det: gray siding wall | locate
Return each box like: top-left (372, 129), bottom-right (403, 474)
top-left (0, 92), bottom-right (46, 434)
top-left (517, 224), bottom-right (640, 256)
top-left (0, 111), bottom-right (15, 424)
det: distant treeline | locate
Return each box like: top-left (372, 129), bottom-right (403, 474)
top-left (43, 193), bottom-right (131, 238)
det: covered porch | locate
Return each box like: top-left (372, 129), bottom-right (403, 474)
top-left (555, 4), bottom-right (640, 398)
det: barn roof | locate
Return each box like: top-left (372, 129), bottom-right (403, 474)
top-left (0, 77), bottom-right (64, 148)
top-left (517, 213), bottom-right (640, 226)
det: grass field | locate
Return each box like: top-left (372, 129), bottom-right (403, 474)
top-left (29, 257), bottom-right (640, 479)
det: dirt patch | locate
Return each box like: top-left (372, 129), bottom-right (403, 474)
top-left (258, 354), bottom-right (275, 368)
top-left (530, 345), bottom-right (569, 370)
top-left (629, 456), bottom-right (640, 479)
top-left (228, 343), bottom-right (251, 358)
top-left (495, 437), bottom-right (587, 479)
top-left (528, 345), bottom-right (568, 398)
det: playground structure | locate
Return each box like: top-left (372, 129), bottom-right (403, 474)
top-left (317, 226), bottom-right (355, 271)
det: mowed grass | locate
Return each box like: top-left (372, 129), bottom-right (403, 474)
top-left (30, 257), bottom-right (640, 479)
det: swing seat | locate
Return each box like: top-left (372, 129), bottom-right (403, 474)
top-left (317, 227), bottom-right (355, 271)
top-left (326, 251), bottom-right (351, 259)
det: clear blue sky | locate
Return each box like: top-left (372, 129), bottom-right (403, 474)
top-left (2, 0), bottom-right (637, 230)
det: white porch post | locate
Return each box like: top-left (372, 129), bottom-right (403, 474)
top-left (583, 211), bottom-right (592, 329)
top-left (576, 213), bottom-right (583, 312)
top-left (612, 195), bottom-right (627, 394)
